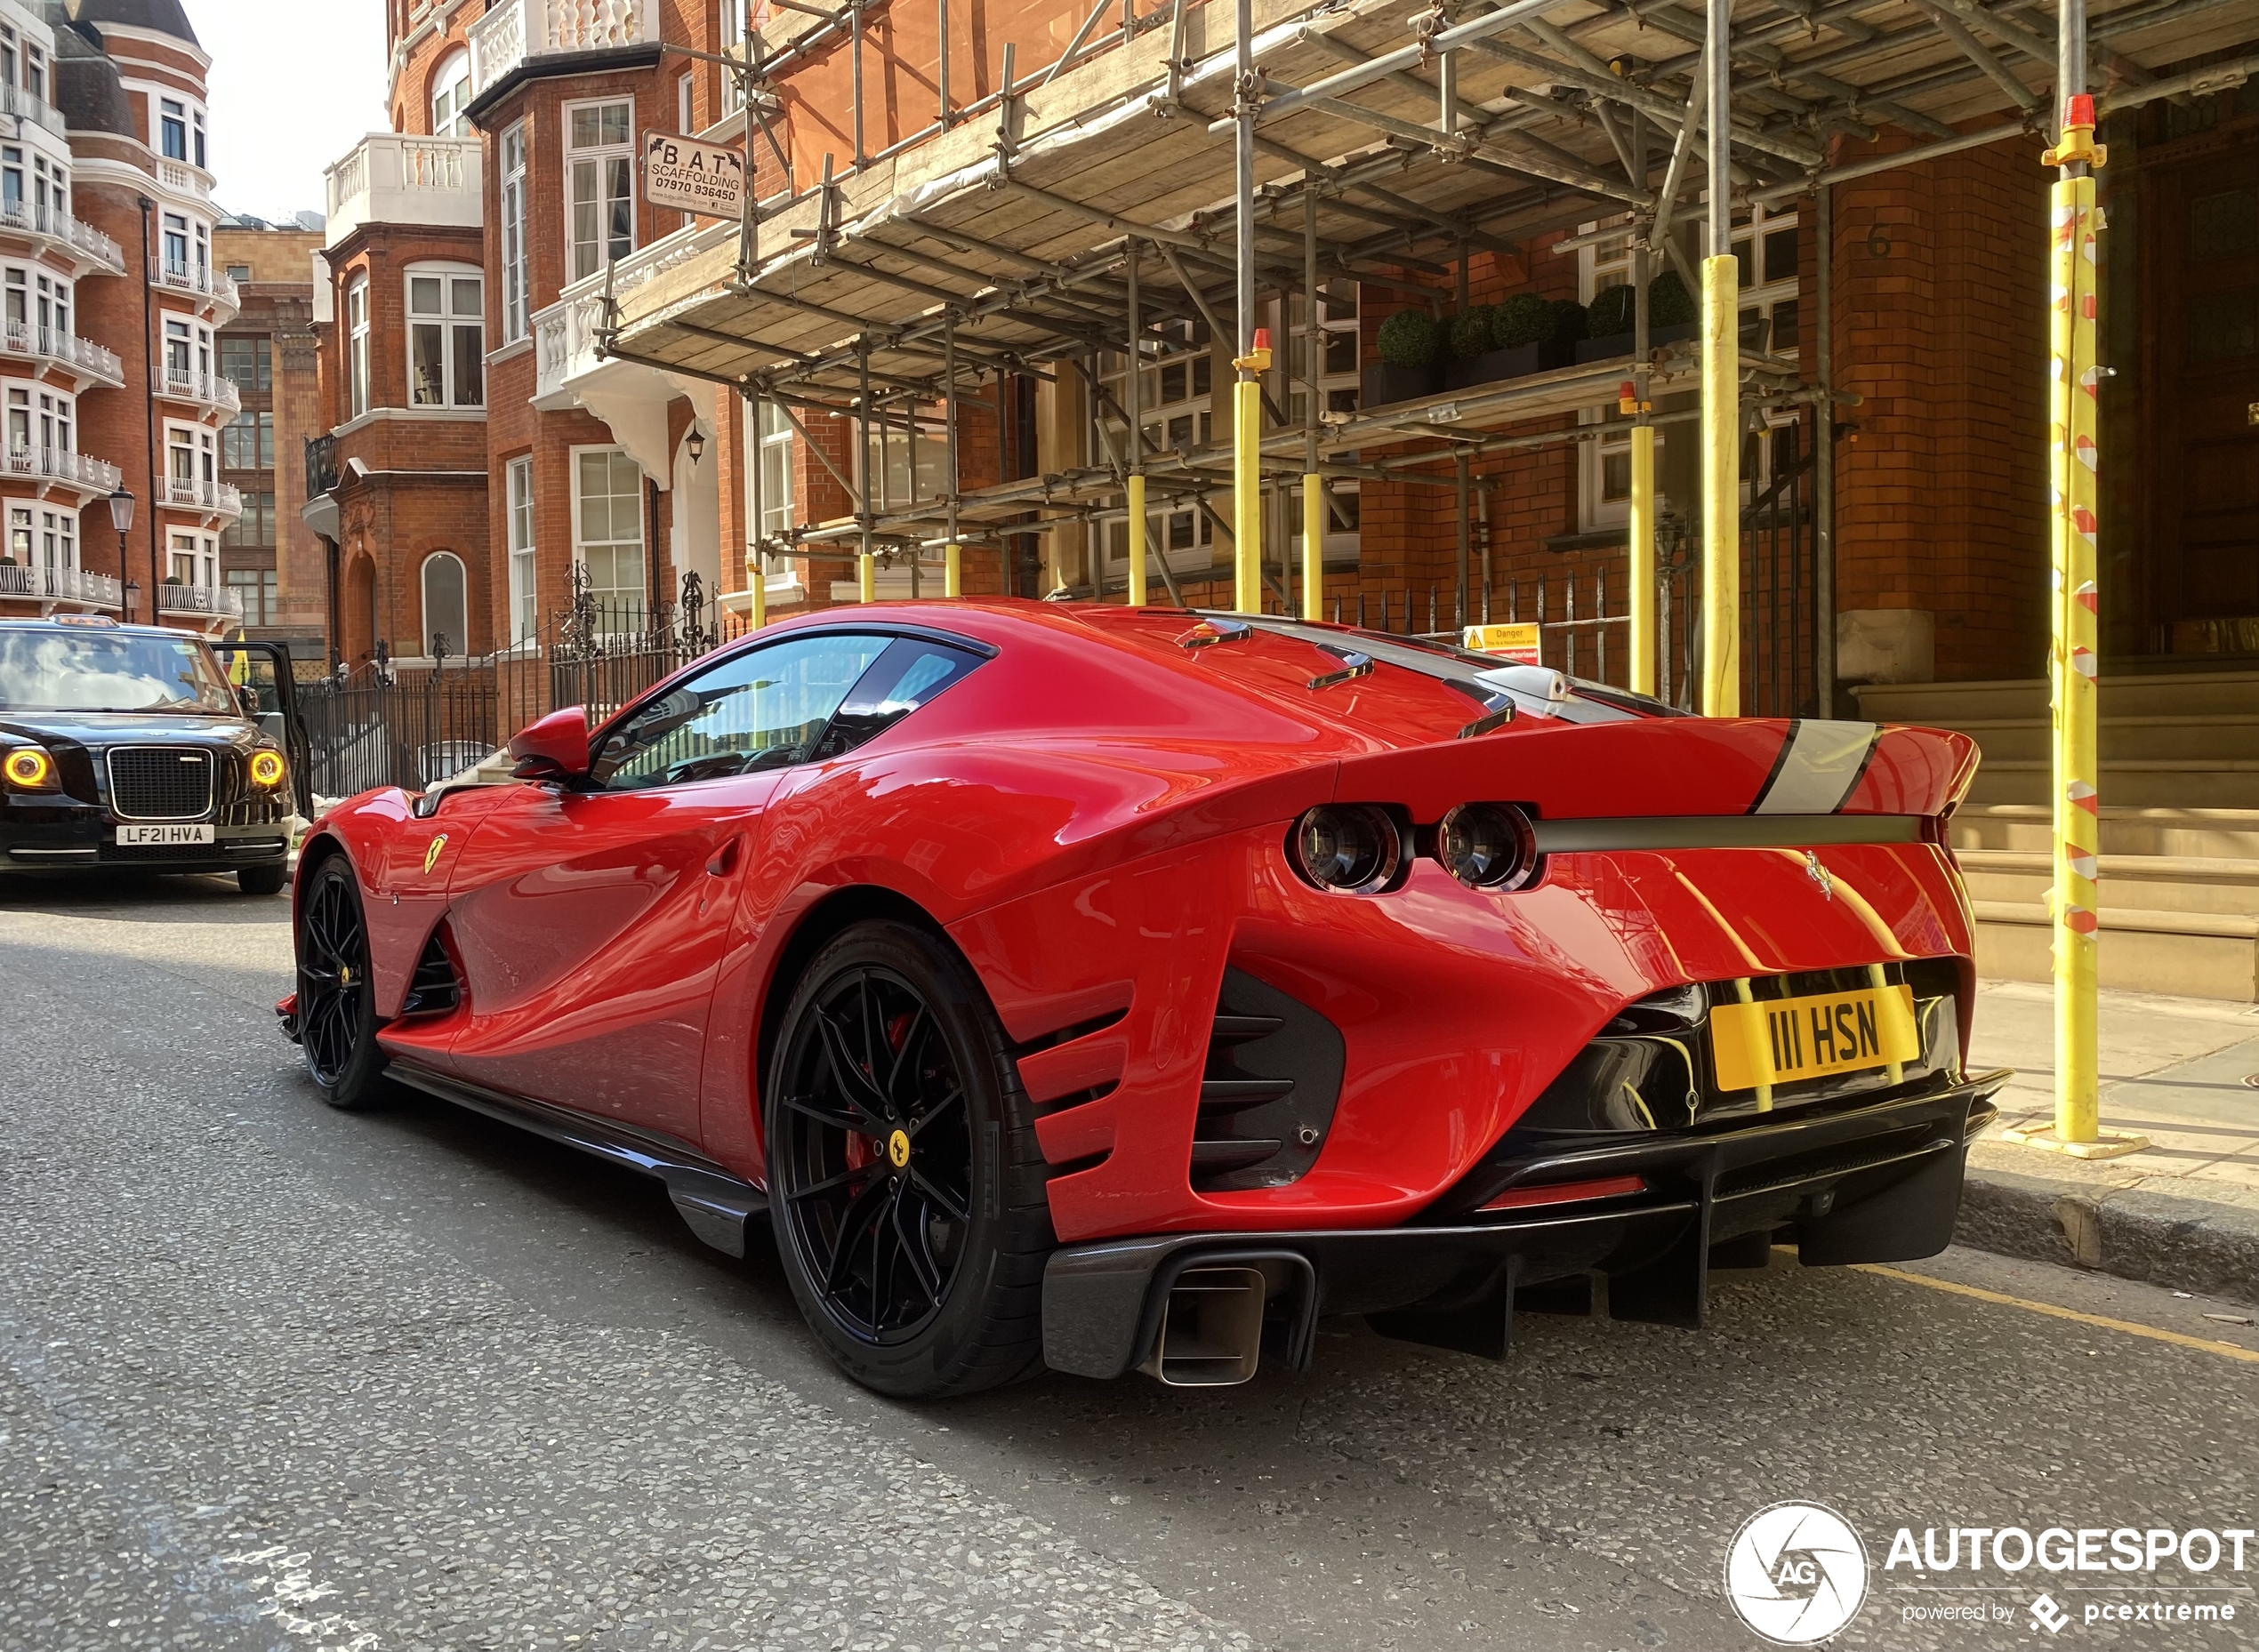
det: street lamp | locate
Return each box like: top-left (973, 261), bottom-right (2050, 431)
top-left (107, 487), bottom-right (135, 621)
top-left (686, 428), bottom-right (705, 467)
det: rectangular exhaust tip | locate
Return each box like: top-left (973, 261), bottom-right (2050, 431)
top-left (1139, 1265), bottom-right (1266, 1387)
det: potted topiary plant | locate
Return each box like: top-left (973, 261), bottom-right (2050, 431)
top-left (1575, 269), bottom-right (1705, 362)
top-left (1449, 305), bottom-right (1497, 361)
top-left (1364, 307), bottom-right (1445, 405)
top-left (1445, 292), bottom-right (1583, 388)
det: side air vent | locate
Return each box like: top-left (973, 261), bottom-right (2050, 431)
top-left (399, 932), bottom-right (461, 1016)
top-left (1190, 967), bottom-right (1346, 1192)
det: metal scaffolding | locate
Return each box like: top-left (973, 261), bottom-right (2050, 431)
top-left (597, 0), bottom-right (2253, 692)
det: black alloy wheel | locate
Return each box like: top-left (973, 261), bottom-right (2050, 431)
top-left (296, 858), bottom-right (384, 1108)
top-left (767, 920), bottom-right (1051, 1397)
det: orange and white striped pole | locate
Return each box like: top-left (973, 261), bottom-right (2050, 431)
top-left (2019, 83), bottom-right (2142, 1159)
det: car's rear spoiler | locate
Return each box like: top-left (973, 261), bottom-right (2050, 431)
top-left (1330, 718), bottom-right (1978, 829)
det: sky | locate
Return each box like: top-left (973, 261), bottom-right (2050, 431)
top-left (186, 0), bottom-right (390, 225)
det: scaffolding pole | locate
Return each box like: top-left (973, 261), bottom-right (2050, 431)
top-left (1814, 182), bottom-right (1836, 712)
top-left (1628, 101), bottom-right (1657, 697)
top-left (1230, 0), bottom-right (1263, 615)
top-left (1302, 191), bottom-right (1322, 620)
top-left (2010, 1), bottom-right (2145, 1160)
top-left (945, 309), bottom-right (962, 597)
top-left (746, 384), bottom-right (768, 629)
top-left (1125, 238), bottom-right (1149, 606)
top-left (1699, 2), bottom-right (1740, 717)
top-left (857, 335), bottom-right (877, 601)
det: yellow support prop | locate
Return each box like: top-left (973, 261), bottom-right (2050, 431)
top-left (1699, 253), bottom-right (1740, 717)
top-left (1301, 472), bottom-right (1323, 622)
top-left (2002, 104), bottom-right (2144, 1162)
top-left (1233, 376), bottom-right (1262, 614)
top-left (944, 541), bottom-right (961, 598)
top-left (1127, 473), bottom-right (1147, 607)
top-left (2053, 175), bottom-right (2101, 1147)
top-left (1628, 421), bottom-right (1656, 696)
top-left (858, 551), bottom-right (876, 604)
top-left (748, 557), bottom-right (766, 630)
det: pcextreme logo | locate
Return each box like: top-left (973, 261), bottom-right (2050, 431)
top-left (1724, 1501), bottom-right (1870, 1644)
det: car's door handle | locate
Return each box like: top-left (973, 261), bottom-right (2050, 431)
top-left (706, 838), bottom-right (742, 877)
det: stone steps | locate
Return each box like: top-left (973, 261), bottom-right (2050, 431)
top-left (1852, 674), bottom-right (2259, 1001)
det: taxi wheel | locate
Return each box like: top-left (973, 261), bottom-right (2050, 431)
top-left (766, 919), bottom-right (1053, 1399)
top-left (238, 862), bottom-right (288, 896)
top-left (296, 856), bottom-right (385, 1109)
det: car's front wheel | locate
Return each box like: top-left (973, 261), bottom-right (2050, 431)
top-left (238, 862), bottom-right (288, 896)
top-left (296, 856), bottom-right (384, 1109)
top-left (766, 919), bottom-right (1053, 1398)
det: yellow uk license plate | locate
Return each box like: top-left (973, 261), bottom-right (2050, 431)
top-left (1709, 983), bottom-right (1921, 1093)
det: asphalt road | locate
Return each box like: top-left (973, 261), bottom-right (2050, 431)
top-left (4, 873), bottom-right (2256, 1652)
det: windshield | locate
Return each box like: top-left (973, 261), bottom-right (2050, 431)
top-left (0, 629), bottom-right (237, 715)
top-left (1222, 615), bottom-right (1677, 725)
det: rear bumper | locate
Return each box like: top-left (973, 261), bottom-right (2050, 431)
top-left (1041, 1071), bottom-right (2007, 1379)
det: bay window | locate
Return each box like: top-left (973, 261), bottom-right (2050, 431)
top-left (347, 276), bottom-right (368, 416)
top-left (573, 447), bottom-right (646, 624)
top-left (500, 124), bottom-right (527, 342)
top-left (565, 100), bottom-right (634, 283)
top-left (407, 266), bottom-right (483, 407)
top-left (507, 455), bottom-right (535, 639)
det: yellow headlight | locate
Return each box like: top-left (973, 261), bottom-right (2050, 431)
top-left (248, 749), bottom-right (287, 789)
top-left (3, 746), bottom-right (57, 790)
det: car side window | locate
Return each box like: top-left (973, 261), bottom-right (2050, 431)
top-left (814, 637), bottom-right (985, 760)
top-left (590, 632), bottom-right (890, 790)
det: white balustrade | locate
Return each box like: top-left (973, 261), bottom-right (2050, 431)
top-left (5, 446), bottom-right (123, 491)
top-left (0, 322), bottom-right (124, 385)
top-left (161, 477), bottom-right (244, 517)
top-left (157, 580), bottom-right (243, 619)
top-left (324, 132), bottom-right (484, 247)
top-left (470, 0), bottom-right (654, 98)
top-left (0, 199), bottom-right (126, 273)
top-left (1, 564), bottom-right (127, 607)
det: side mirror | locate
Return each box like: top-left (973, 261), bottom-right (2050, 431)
top-left (508, 705), bottom-right (590, 782)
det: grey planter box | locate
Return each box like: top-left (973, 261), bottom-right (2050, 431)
top-left (1362, 361), bottom-right (1444, 405)
top-left (1574, 321), bottom-right (1700, 364)
top-left (1443, 339), bottom-right (1575, 389)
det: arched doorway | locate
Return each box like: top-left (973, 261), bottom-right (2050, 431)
top-left (421, 550), bottom-right (467, 660)
top-left (347, 554), bottom-right (377, 664)
top-left (671, 421), bottom-right (721, 607)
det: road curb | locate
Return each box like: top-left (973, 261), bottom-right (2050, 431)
top-left (1957, 1153), bottom-right (2259, 1307)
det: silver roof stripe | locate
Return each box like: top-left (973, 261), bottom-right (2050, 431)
top-left (1750, 720), bottom-right (1884, 816)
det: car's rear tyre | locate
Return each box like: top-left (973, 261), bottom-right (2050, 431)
top-left (765, 918), bottom-right (1053, 1399)
top-left (238, 862), bottom-right (288, 896)
top-left (296, 857), bottom-right (385, 1110)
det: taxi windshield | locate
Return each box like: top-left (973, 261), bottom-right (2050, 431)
top-left (0, 629), bottom-right (237, 715)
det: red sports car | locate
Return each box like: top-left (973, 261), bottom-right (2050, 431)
top-left (283, 601), bottom-right (2004, 1398)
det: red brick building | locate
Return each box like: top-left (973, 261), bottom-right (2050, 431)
top-left (0, 0), bottom-right (246, 636)
top-left (304, 2), bottom-right (2257, 698)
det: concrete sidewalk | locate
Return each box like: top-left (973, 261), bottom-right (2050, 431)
top-left (1956, 978), bottom-right (2259, 1304)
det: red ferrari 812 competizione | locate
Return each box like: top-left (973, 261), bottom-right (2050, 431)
top-left (282, 601), bottom-right (2006, 1397)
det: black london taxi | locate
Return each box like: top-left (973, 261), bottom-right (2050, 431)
top-left (0, 616), bottom-right (295, 894)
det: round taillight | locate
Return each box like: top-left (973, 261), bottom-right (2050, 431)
top-left (1436, 802), bottom-right (1537, 889)
top-left (1290, 804), bottom-right (1403, 894)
